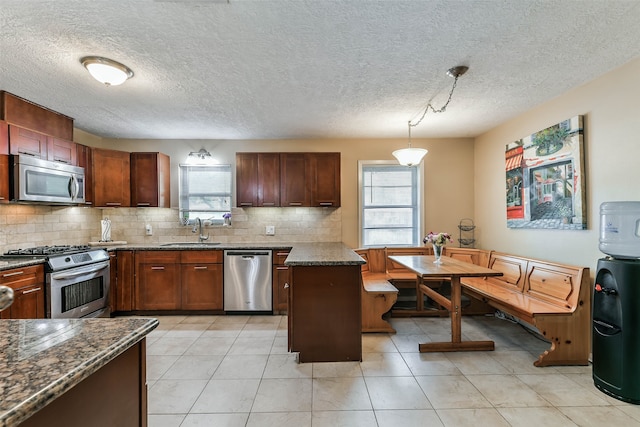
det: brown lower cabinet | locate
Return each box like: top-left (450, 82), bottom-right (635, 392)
top-left (272, 249), bottom-right (291, 314)
top-left (18, 340), bottom-right (148, 427)
top-left (0, 265), bottom-right (45, 319)
top-left (130, 250), bottom-right (223, 312)
top-left (181, 251), bottom-right (223, 310)
top-left (288, 265), bottom-right (361, 363)
top-left (0, 154), bottom-right (9, 203)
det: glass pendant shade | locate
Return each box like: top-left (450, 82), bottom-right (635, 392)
top-left (81, 56), bottom-right (133, 86)
top-left (392, 147), bottom-right (428, 166)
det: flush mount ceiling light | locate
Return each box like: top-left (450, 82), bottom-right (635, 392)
top-left (80, 56), bottom-right (134, 86)
top-left (393, 65), bottom-right (469, 166)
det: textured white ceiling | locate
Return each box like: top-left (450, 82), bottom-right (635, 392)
top-left (1, 0), bottom-right (639, 140)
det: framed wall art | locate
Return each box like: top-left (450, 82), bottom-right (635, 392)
top-left (506, 115), bottom-right (586, 229)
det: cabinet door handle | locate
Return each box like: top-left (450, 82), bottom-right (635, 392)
top-left (284, 283), bottom-right (290, 289)
top-left (240, 202), bottom-right (253, 206)
top-left (136, 203), bottom-right (151, 206)
top-left (0, 197), bottom-right (5, 200)
top-left (193, 266), bottom-right (208, 270)
top-left (21, 287), bottom-right (41, 295)
top-left (150, 266), bottom-right (165, 270)
top-left (319, 202), bottom-right (333, 206)
top-left (2, 271), bottom-right (24, 278)
top-left (106, 202), bottom-right (122, 206)
top-left (276, 266), bottom-right (289, 270)
top-left (276, 252), bottom-right (290, 257)
top-left (262, 203), bottom-right (275, 206)
top-left (288, 202), bottom-right (302, 206)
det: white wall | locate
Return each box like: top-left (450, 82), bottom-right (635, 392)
top-left (473, 57), bottom-right (640, 271)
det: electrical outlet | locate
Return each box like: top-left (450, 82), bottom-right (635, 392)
top-left (145, 224), bottom-right (153, 236)
top-left (266, 225), bottom-right (275, 235)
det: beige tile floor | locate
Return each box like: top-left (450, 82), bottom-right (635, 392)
top-left (144, 314), bottom-right (640, 427)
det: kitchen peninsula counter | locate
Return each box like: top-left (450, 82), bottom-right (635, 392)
top-left (0, 317), bottom-right (158, 427)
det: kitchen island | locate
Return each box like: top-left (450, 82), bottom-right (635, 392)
top-left (0, 317), bottom-right (158, 427)
top-left (285, 242), bottom-right (365, 363)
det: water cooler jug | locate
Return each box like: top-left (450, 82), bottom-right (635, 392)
top-left (593, 201), bottom-right (640, 403)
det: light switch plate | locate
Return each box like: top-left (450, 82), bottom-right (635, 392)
top-left (266, 225), bottom-right (275, 235)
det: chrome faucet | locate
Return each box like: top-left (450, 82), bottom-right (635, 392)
top-left (192, 217), bottom-right (210, 243)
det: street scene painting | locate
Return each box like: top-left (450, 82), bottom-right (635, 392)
top-left (506, 115), bottom-right (586, 229)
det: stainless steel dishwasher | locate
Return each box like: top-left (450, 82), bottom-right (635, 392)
top-left (224, 250), bottom-right (273, 312)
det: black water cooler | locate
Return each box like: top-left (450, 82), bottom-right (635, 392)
top-left (593, 257), bottom-right (640, 403)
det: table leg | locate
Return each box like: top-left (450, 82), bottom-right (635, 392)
top-left (419, 275), bottom-right (494, 353)
top-left (416, 276), bottom-right (424, 311)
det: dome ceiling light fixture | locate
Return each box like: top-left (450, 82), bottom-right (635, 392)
top-left (392, 65), bottom-right (469, 166)
top-left (80, 56), bottom-right (134, 86)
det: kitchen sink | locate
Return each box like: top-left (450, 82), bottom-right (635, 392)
top-left (160, 242), bottom-right (221, 247)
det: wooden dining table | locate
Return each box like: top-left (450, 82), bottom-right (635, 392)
top-left (388, 255), bottom-right (503, 353)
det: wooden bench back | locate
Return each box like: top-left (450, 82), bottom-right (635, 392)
top-left (354, 248), bottom-right (387, 274)
top-left (488, 252), bottom-right (589, 311)
top-left (385, 247), bottom-right (430, 275)
top-left (443, 247), bottom-right (492, 267)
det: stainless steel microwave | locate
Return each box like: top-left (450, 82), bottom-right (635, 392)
top-left (12, 155), bottom-right (85, 204)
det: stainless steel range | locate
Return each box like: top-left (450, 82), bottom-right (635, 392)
top-left (3, 245), bottom-right (110, 319)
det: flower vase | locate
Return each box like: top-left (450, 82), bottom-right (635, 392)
top-left (224, 217), bottom-right (231, 226)
top-left (432, 244), bottom-right (443, 264)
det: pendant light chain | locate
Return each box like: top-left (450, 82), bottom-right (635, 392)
top-left (409, 74), bottom-right (461, 129)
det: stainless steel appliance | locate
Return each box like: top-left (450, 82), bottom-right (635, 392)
top-left (3, 245), bottom-right (110, 318)
top-left (224, 250), bottom-right (272, 312)
top-left (11, 155), bottom-right (85, 204)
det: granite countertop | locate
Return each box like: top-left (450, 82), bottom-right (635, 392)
top-left (0, 258), bottom-right (47, 271)
top-left (0, 317), bottom-right (158, 426)
top-left (284, 242), bottom-right (365, 266)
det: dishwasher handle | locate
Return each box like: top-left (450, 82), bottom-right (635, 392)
top-left (226, 251), bottom-right (271, 257)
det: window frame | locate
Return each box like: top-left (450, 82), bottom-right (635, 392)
top-left (178, 163), bottom-right (232, 226)
top-left (358, 160), bottom-right (424, 247)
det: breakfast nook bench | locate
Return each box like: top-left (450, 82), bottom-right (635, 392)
top-left (459, 252), bottom-right (591, 367)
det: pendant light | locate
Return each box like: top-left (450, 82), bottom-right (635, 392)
top-left (393, 65), bottom-right (469, 166)
top-left (81, 56), bottom-right (134, 86)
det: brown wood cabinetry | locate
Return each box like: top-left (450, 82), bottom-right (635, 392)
top-left (308, 152), bottom-right (340, 207)
top-left (280, 153), bottom-right (310, 207)
top-left (113, 250), bottom-right (135, 312)
top-left (135, 251), bottom-right (181, 310)
top-left (0, 120), bottom-right (7, 154)
top-left (236, 152), bottom-right (280, 207)
top-left (8, 125), bottom-right (48, 158)
top-left (76, 143), bottom-right (93, 205)
top-left (93, 148), bottom-right (131, 207)
top-left (181, 251), bottom-right (223, 310)
top-left (289, 265), bottom-right (361, 362)
top-left (237, 152), bottom-right (340, 208)
top-left (130, 152), bottom-right (170, 208)
top-left (0, 91), bottom-right (74, 141)
top-left (0, 265), bottom-right (45, 319)
top-left (47, 136), bottom-right (77, 165)
top-left (272, 249), bottom-right (291, 314)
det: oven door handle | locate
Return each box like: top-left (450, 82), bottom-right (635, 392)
top-left (50, 261), bottom-right (110, 280)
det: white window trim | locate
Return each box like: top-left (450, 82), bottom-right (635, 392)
top-left (357, 160), bottom-right (424, 247)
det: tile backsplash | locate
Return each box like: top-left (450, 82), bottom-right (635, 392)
top-left (0, 205), bottom-right (342, 252)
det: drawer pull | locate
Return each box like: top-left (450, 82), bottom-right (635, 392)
top-left (276, 266), bottom-right (289, 270)
top-left (288, 202), bottom-right (302, 206)
top-left (240, 202), bottom-right (253, 206)
top-left (262, 203), bottom-right (275, 206)
top-left (319, 202), bottom-right (333, 206)
top-left (193, 266), bottom-right (208, 270)
top-left (150, 266), bottom-right (165, 271)
top-left (21, 287), bottom-right (41, 295)
top-left (137, 203), bottom-right (151, 206)
top-left (2, 271), bottom-right (24, 278)
top-left (105, 202), bottom-right (122, 206)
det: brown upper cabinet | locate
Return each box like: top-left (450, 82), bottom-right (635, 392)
top-left (130, 152), bottom-right (170, 208)
top-left (236, 152), bottom-right (280, 207)
top-left (0, 121), bottom-right (8, 203)
top-left (237, 152), bottom-right (340, 208)
top-left (76, 144), bottom-right (93, 205)
top-left (92, 148), bottom-right (131, 207)
top-left (1, 91), bottom-right (77, 165)
top-left (307, 152), bottom-right (340, 207)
